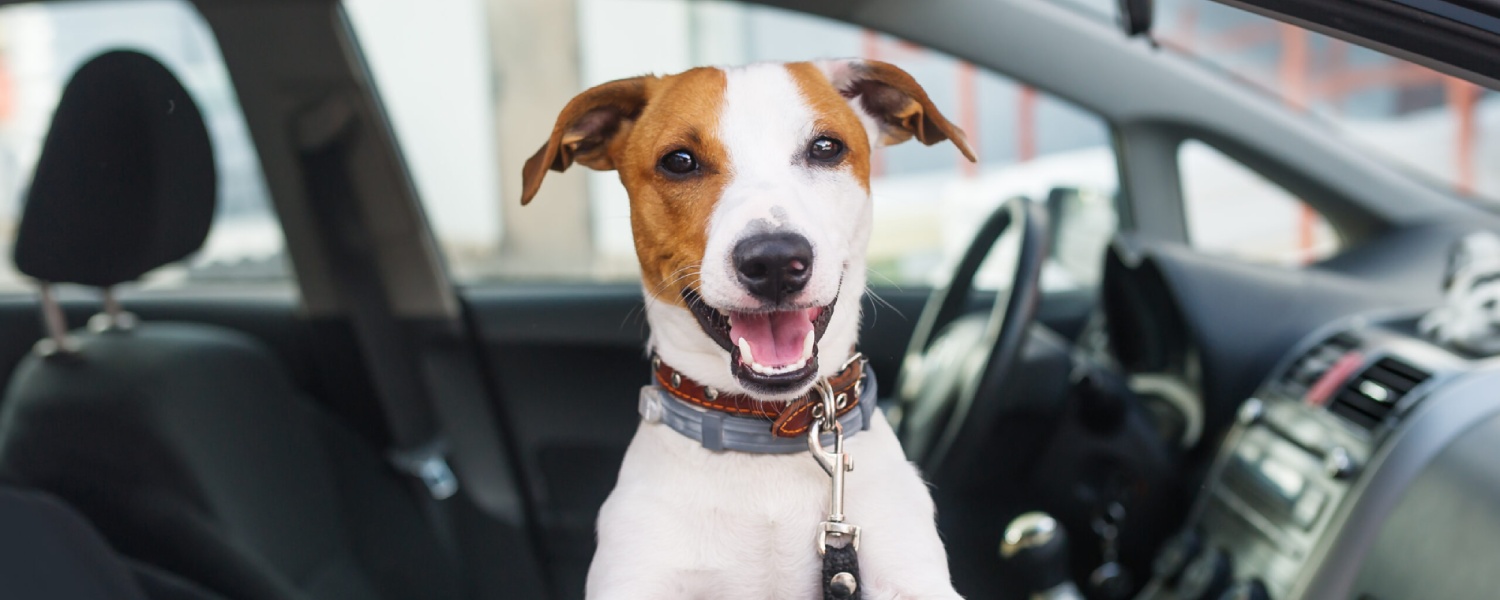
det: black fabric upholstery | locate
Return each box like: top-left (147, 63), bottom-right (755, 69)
top-left (129, 560), bottom-right (233, 600)
top-left (0, 324), bottom-right (466, 600)
top-left (13, 50), bottom-right (214, 286)
top-left (0, 485), bottom-right (228, 600)
top-left (0, 486), bottom-right (149, 599)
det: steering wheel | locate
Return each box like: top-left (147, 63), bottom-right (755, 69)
top-left (896, 196), bottom-right (1048, 482)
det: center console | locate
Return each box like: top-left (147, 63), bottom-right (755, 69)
top-left (1136, 315), bottom-right (1466, 600)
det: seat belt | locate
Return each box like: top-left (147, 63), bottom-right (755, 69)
top-left (293, 98), bottom-right (555, 600)
top-left (295, 114), bottom-right (461, 556)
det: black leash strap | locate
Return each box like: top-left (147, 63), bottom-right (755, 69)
top-left (822, 543), bottom-right (862, 599)
top-left (809, 379), bottom-right (862, 600)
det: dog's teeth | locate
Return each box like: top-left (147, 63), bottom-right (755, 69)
top-left (737, 335), bottom-right (819, 376)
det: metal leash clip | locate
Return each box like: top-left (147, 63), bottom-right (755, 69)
top-left (809, 378), bottom-right (859, 555)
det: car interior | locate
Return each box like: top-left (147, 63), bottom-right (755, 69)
top-left (0, 0), bottom-right (1496, 600)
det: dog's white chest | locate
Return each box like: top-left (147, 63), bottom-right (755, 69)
top-left (585, 410), bottom-right (961, 600)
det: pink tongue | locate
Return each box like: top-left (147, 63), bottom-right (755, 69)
top-left (729, 308), bottom-right (818, 366)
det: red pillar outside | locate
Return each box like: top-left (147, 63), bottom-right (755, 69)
top-left (958, 61), bottom-right (979, 176)
top-left (0, 55), bottom-right (13, 123)
top-left (1446, 78), bottom-right (1481, 196)
top-left (1277, 24), bottom-right (1318, 262)
top-left (1017, 86), bottom-right (1037, 164)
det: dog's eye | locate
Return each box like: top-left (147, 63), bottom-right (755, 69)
top-left (808, 137), bottom-right (844, 162)
top-left (658, 150), bottom-right (699, 175)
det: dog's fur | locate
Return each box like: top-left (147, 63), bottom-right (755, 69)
top-left (522, 60), bottom-right (974, 600)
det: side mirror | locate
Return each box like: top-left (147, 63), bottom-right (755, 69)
top-left (1117, 0), bottom-right (1153, 37)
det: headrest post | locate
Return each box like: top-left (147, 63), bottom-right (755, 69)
top-left (88, 286), bottom-right (138, 333)
top-left (35, 283), bottom-right (77, 357)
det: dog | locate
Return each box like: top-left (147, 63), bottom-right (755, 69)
top-left (521, 59), bottom-right (974, 600)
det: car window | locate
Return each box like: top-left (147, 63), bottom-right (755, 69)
top-left (344, 0), bottom-right (1119, 291)
top-left (0, 0), bottom-right (287, 294)
top-left (1180, 140), bottom-right (1338, 265)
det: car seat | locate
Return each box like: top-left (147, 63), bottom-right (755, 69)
top-left (0, 50), bottom-right (466, 600)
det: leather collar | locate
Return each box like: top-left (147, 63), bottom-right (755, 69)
top-left (652, 353), bottom-right (866, 438)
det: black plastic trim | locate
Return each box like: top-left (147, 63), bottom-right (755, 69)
top-left (1214, 0), bottom-right (1500, 88)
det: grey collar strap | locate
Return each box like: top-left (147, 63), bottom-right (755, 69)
top-left (638, 370), bottom-right (878, 454)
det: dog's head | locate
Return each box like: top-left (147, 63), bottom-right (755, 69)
top-left (522, 60), bottom-right (973, 400)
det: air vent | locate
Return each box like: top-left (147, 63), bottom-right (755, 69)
top-left (1329, 357), bottom-right (1430, 430)
top-left (1283, 332), bottom-right (1360, 398)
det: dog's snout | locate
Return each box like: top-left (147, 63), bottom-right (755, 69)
top-left (733, 233), bottom-right (813, 303)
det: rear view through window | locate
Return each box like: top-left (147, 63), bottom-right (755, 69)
top-left (0, 0), bottom-right (285, 293)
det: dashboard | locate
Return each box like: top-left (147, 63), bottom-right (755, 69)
top-left (1136, 311), bottom-right (1500, 600)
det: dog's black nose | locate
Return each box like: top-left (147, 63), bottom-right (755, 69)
top-left (733, 233), bottom-right (813, 303)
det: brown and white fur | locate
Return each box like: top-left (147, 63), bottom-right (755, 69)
top-left (521, 60), bottom-right (975, 600)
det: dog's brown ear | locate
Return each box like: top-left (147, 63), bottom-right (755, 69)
top-left (521, 76), bottom-right (654, 205)
top-left (817, 59), bottom-right (976, 162)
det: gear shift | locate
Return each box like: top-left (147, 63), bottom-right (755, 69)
top-left (1001, 512), bottom-right (1084, 600)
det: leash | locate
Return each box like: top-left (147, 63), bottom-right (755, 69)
top-left (809, 378), bottom-right (862, 599)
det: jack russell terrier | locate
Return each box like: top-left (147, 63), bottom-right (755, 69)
top-left (521, 59), bottom-right (974, 600)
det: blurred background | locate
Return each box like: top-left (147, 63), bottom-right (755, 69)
top-left (0, 0), bottom-right (1491, 292)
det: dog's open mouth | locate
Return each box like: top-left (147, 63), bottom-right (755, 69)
top-left (683, 289), bottom-right (836, 393)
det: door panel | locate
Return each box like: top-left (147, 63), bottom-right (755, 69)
top-left (463, 282), bottom-right (1096, 598)
top-left (460, 285), bottom-right (645, 599)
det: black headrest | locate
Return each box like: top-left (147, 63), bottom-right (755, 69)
top-left (13, 50), bottom-right (216, 287)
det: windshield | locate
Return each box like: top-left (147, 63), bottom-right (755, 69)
top-left (1054, 0), bottom-right (1498, 204)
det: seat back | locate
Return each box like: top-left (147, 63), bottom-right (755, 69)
top-left (0, 51), bottom-right (465, 600)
